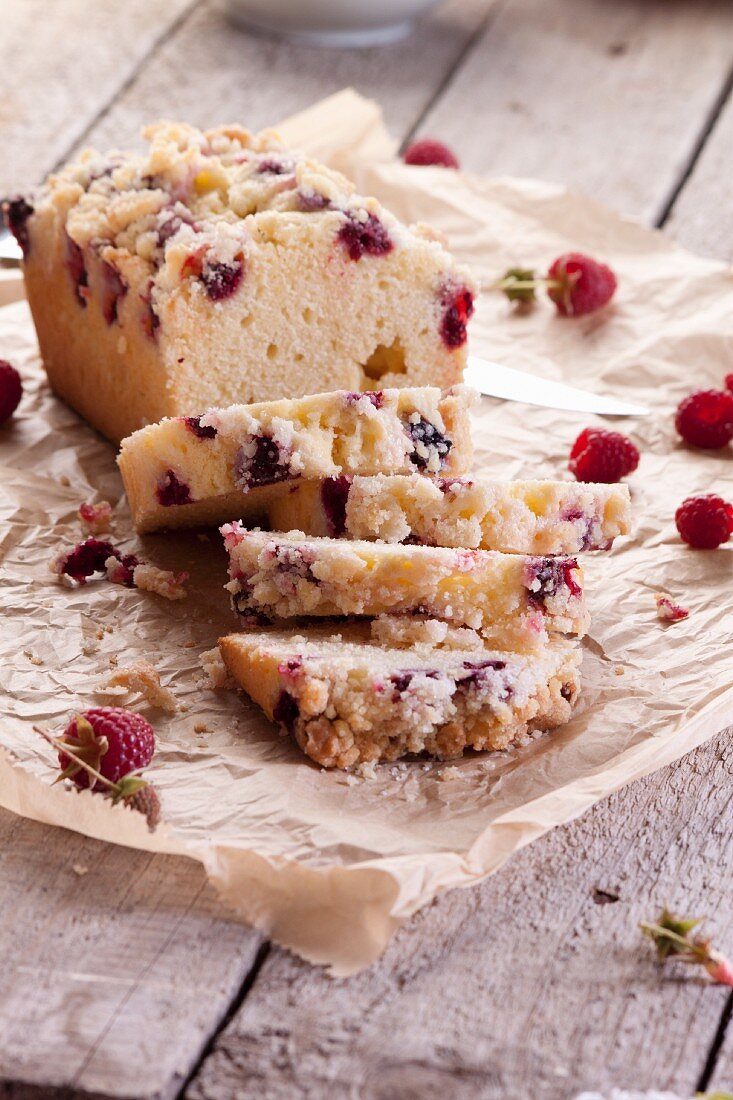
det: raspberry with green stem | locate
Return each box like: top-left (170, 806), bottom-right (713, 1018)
top-left (36, 725), bottom-right (161, 830)
top-left (641, 906), bottom-right (733, 986)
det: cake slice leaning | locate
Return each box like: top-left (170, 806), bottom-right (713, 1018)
top-left (222, 526), bottom-right (589, 651)
top-left (219, 621), bottom-right (582, 768)
top-left (263, 474), bottom-right (632, 554)
top-left (118, 384), bottom-right (474, 533)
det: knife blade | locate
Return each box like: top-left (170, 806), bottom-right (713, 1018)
top-left (465, 355), bottom-right (649, 417)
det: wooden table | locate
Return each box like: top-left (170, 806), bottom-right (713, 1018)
top-left (2, 2), bottom-right (733, 1096)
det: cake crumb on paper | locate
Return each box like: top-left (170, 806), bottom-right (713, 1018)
top-left (107, 660), bottom-right (178, 713)
top-left (655, 591), bottom-right (689, 623)
top-left (615, 666), bottom-right (625, 676)
top-left (79, 500), bottom-right (113, 535)
top-left (132, 563), bottom-right (188, 601)
top-left (436, 766), bottom-right (461, 782)
top-left (355, 761), bottom-right (377, 781)
top-left (72, 864), bottom-right (89, 877)
top-left (23, 650), bottom-right (43, 666)
top-left (194, 721), bottom-right (209, 734)
top-left (200, 648), bottom-right (234, 690)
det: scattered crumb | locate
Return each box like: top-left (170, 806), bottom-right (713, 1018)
top-left (194, 721), bottom-right (209, 734)
top-left (72, 864), bottom-right (88, 876)
top-left (23, 649), bottom-right (43, 666)
top-left (200, 648), bottom-right (235, 690)
top-left (592, 886), bottom-right (620, 905)
top-left (615, 666), bottom-right (625, 676)
top-left (355, 761), bottom-right (378, 780)
top-left (107, 660), bottom-right (178, 713)
top-left (59, 474), bottom-right (71, 487)
top-left (81, 641), bottom-right (100, 657)
top-left (108, 654), bottom-right (119, 668)
top-left (436, 765), bottom-right (461, 782)
top-left (655, 591), bottom-right (689, 624)
top-left (345, 774), bottom-right (360, 787)
top-left (132, 563), bottom-right (188, 601)
top-left (79, 500), bottom-right (113, 535)
top-left (183, 639), bottom-right (196, 649)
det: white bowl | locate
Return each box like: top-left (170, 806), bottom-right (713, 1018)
top-left (226, 0), bottom-right (442, 47)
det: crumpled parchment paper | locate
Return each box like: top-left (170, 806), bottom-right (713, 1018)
top-left (1, 90), bottom-right (731, 975)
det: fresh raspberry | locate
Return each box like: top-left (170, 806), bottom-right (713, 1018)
top-left (547, 253), bottom-right (617, 316)
top-left (725, 373), bottom-right (733, 393)
top-left (675, 494), bottom-right (733, 549)
top-left (568, 427), bottom-right (639, 483)
top-left (675, 389), bottom-right (733, 450)
top-left (57, 707), bottom-right (155, 789)
top-left (0, 360), bottom-right (22, 425)
top-left (403, 139), bottom-right (460, 169)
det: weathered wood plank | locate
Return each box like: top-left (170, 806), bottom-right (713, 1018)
top-left (0, 809), bottom-right (263, 1100)
top-left (78, 0), bottom-right (493, 154)
top-left (0, 0), bottom-right (196, 195)
top-left (414, 0), bottom-right (733, 222)
top-left (186, 729), bottom-right (733, 1100)
top-left (665, 86), bottom-right (733, 261)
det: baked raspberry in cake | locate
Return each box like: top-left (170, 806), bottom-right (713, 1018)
top-left (222, 526), bottom-right (588, 649)
top-left (264, 474), bottom-right (631, 553)
top-left (8, 121), bottom-right (475, 443)
top-left (118, 385), bottom-right (474, 533)
top-left (219, 622), bottom-right (581, 768)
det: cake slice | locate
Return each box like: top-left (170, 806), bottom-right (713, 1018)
top-left (7, 120), bottom-right (475, 443)
top-left (222, 525), bottom-right (588, 649)
top-left (119, 385), bottom-right (474, 533)
top-left (219, 621), bottom-right (581, 768)
top-left (264, 474), bottom-right (632, 553)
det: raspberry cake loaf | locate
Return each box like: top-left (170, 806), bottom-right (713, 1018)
top-left (222, 526), bottom-right (588, 649)
top-left (265, 474), bottom-right (631, 553)
top-left (7, 121), bottom-right (475, 443)
top-left (119, 385), bottom-right (473, 533)
top-left (219, 623), bottom-right (581, 768)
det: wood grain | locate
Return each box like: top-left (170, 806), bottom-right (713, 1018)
top-left (0, 809), bottom-right (263, 1100)
top-left (186, 730), bottom-right (733, 1100)
top-left (415, 0), bottom-right (733, 222)
top-left (78, 0), bottom-right (493, 155)
top-left (665, 87), bottom-right (733, 262)
top-left (0, 0), bottom-right (196, 195)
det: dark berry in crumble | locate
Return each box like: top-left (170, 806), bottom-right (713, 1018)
top-left (2, 196), bottom-right (34, 256)
top-left (0, 360), bottom-right (22, 425)
top-left (141, 283), bottom-right (160, 340)
top-left (235, 434), bottom-right (293, 490)
top-left (56, 538), bottom-right (119, 584)
top-left (200, 257), bottom-right (244, 301)
top-left (459, 659), bottom-right (510, 696)
top-left (184, 415), bottom-right (218, 440)
top-left (344, 390), bottom-right (385, 410)
top-left (257, 158), bottom-right (295, 175)
top-left (156, 470), bottom-right (192, 507)
top-left (100, 261), bottom-right (127, 325)
top-left (321, 475), bottom-right (352, 537)
top-left (404, 416), bottom-right (452, 470)
top-left (65, 233), bottom-right (88, 306)
top-left (526, 558), bottom-right (582, 603)
top-left (298, 189), bottom-right (332, 212)
top-left (440, 284), bottom-right (474, 348)
top-left (390, 669), bottom-right (440, 701)
top-left (273, 690), bottom-right (300, 734)
top-left (338, 213), bottom-right (393, 261)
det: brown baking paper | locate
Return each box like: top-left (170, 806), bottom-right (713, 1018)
top-left (1, 90), bottom-right (732, 975)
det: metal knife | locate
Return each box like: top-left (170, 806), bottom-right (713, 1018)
top-left (465, 355), bottom-right (649, 417)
